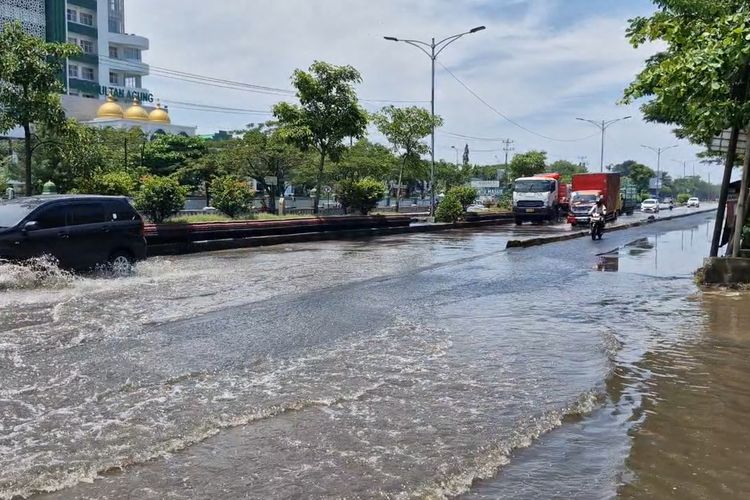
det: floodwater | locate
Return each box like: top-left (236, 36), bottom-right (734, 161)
top-left (1, 212), bottom-right (748, 499)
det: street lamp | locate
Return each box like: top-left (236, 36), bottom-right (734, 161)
top-left (450, 145), bottom-right (460, 168)
top-left (384, 26), bottom-right (486, 217)
top-left (575, 116), bottom-right (632, 172)
top-left (642, 144), bottom-right (678, 198)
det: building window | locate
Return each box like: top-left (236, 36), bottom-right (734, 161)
top-left (67, 36), bottom-right (77, 45)
top-left (68, 64), bottom-right (79, 79)
top-left (123, 48), bottom-right (141, 61)
top-left (79, 12), bottom-right (94, 26)
top-left (80, 40), bottom-right (94, 54)
top-left (67, 9), bottom-right (77, 22)
top-left (124, 76), bottom-right (137, 88)
top-left (110, 72), bottom-right (120, 85)
top-left (108, 0), bottom-right (125, 33)
top-left (109, 46), bottom-right (118, 59)
top-left (82, 67), bottom-right (95, 81)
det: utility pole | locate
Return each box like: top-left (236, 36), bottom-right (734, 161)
top-left (577, 156), bottom-right (588, 169)
top-left (501, 139), bottom-right (514, 168)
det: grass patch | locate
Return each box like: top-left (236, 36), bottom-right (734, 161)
top-left (167, 213), bottom-right (233, 224)
top-left (165, 212), bottom-right (318, 224)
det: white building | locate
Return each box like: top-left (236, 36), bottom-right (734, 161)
top-left (1, 0), bottom-right (195, 136)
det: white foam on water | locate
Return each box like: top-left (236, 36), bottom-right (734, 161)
top-left (0, 320), bottom-right (451, 499)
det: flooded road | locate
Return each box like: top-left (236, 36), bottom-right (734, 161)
top-left (1, 211), bottom-right (748, 499)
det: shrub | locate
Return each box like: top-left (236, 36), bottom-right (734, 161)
top-left (84, 170), bottom-right (136, 196)
top-left (448, 186), bottom-right (478, 210)
top-left (211, 175), bottom-right (255, 218)
top-left (435, 193), bottom-right (464, 223)
top-left (134, 175), bottom-right (188, 223)
top-left (497, 190), bottom-right (513, 210)
top-left (336, 177), bottom-right (386, 215)
top-left (677, 193), bottom-right (691, 205)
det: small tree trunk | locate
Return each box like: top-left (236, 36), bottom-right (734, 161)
top-left (396, 156), bottom-right (406, 213)
top-left (23, 123), bottom-right (32, 196)
top-left (314, 151), bottom-right (325, 215)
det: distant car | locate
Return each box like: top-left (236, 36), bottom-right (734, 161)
top-left (0, 195), bottom-right (146, 273)
top-left (687, 197), bottom-right (700, 208)
top-left (641, 199), bottom-right (660, 213)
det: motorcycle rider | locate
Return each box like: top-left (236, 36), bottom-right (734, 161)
top-left (588, 197), bottom-right (607, 218)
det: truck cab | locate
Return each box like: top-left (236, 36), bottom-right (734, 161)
top-left (512, 176), bottom-right (560, 225)
top-left (566, 173), bottom-right (622, 226)
top-left (568, 191), bottom-right (601, 225)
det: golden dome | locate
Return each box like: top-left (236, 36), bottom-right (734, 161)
top-left (149, 101), bottom-right (171, 124)
top-left (96, 95), bottom-right (124, 119)
top-left (124, 98), bottom-right (149, 121)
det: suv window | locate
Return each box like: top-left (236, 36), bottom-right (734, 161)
top-left (34, 205), bottom-right (67, 229)
top-left (66, 203), bottom-right (106, 226)
top-left (107, 200), bottom-right (139, 221)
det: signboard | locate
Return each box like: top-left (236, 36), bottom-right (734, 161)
top-left (710, 128), bottom-right (748, 154)
top-left (470, 180), bottom-right (501, 188)
top-left (264, 176), bottom-right (278, 186)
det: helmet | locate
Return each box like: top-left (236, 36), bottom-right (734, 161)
top-left (596, 198), bottom-right (603, 206)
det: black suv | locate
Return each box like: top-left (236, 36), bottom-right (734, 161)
top-left (0, 195), bottom-right (147, 272)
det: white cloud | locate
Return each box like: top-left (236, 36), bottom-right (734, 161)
top-left (125, 0), bottom-right (707, 179)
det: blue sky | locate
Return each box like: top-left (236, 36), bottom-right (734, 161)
top-left (126, 0), bottom-right (712, 181)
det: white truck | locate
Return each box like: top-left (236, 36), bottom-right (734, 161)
top-left (512, 174), bottom-right (562, 225)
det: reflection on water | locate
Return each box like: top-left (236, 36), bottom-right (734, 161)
top-left (620, 291), bottom-right (750, 500)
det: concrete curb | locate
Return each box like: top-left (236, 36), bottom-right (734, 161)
top-left (147, 216), bottom-right (515, 256)
top-left (505, 208), bottom-right (717, 249)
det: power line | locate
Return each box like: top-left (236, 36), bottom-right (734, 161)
top-left (98, 56), bottom-right (429, 103)
top-left (440, 130), bottom-right (507, 142)
top-left (437, 61), bottom-right (600, 143)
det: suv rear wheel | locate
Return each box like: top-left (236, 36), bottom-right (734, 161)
top-left (108, 251), bottom-right (134, 276)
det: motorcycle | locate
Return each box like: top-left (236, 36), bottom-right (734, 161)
top-left (590, 212), bottom-right (605, 240)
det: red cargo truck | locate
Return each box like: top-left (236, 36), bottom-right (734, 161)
top-left (566, 173), bottom-right (622, 226)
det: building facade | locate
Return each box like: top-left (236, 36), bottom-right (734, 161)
top-left (2, 0), bottom-right (194, 135)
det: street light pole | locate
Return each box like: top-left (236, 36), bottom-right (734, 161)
top-left (384, 26), bottom-right (486, 217)
top-left (451, 145), bottom-right (460, 168)
top-left (642, 144), bottom-right (678, 198)
top-left (576, 116), bottom-right (632, 172)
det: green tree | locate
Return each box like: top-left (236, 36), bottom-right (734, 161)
top-left (548, 159), bottom-right (587, 183)
top-left (177, 149), bottom-right (228, 205)
top-left (83, 170), bottom-right (137, 196)
top-left (273, 61), bottom-right (369, 214)
top-left (435, 192), bottom-right (464, 223)
top-left (336, 177), bottom-right (385, 215)
top-left (134, 176), bottom-right (188, 224)
top-left (622, 0), bottom-right (750, 145)
top-left (143, 134), bottom-right (209, 177)
top-left (211, 175), bottom-right (254, 218)
top-left (629, 163), bottom-right (656, 193)
top-left (373, 105), bottom-right (443, 212)
top-left (508, 151), bottom-right (547, 180)
top-left (448, 186), bottom-right (478, 211)
top-left (333, 139), bottom-right (395, 182)
top-left (0, 22), bottom-right (80, 195)
top-left (223, 128), bottom-right (305, 213)
top-left (611, 160), bottom-right (639, 177)
top-left (435, 160), bottom-right (469, 192)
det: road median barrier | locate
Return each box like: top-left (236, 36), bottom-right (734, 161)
top-left (145, 212), bottom-right (515, 255)
top-left (505, 208), bottom-right (717, 249)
